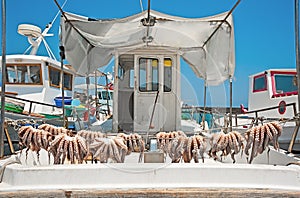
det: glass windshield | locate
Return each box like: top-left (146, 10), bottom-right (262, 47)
top-left (274, 74), bottom-right (297, 94)
top-left (139, 58), bottom-right (159, 92)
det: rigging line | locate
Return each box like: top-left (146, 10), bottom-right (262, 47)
top-left (201, 0), bottom-right (241, 48)
top-left (43, 39), bottom-right (57, 61)
top-left (53, 0), bottom-right (94, 47)
top-left (51, 0), bottom-right (68, 25)
top-left (139, 0), bottom-right (144, 12)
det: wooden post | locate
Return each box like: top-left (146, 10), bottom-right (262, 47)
top-left (4, 124), bottom-right (14, 154)
top-left (288, 123), bottom-right (299, 153)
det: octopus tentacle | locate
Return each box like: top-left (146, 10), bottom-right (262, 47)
top-left (244, 127), bottom-right (255, 156)
top-left (257, 125), bottom-right (266, 154)
top-left (249, 125), bottom-right (261, 164)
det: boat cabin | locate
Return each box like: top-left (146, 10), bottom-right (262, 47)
top-left (248, 69), bottom-right (298, 118)
top-left (1, 54), bottom-right (76, 115)
top-left (114, 50), bottom-right (181, 133)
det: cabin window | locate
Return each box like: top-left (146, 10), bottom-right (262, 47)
top-left (272, 72), bottom-right (298, 97)
top-left (164, 58), bottom-right (172, 92)
top-left (63, 73), bottom-right (73, 90)
top-left (98, 91), bottom-right (102, 100)
top-left (118, 65), bottom-right (124, 80)
top-left (49, 66), bottom-right (73, 90)
top-left (102, 91), bottom-right (109, 100)
top-left (139, 58), bottom-right (159, 92)
top-left (6, 64), bottom-right (42, 85)
top-left (129, 69), bottom-right (135, 88)
top-left (253, 74), bottom-right (267, 92)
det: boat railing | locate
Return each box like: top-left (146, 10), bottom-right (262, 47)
top-left (4, 94), bottom-right (58, 115)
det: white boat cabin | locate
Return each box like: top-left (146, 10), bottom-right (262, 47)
top-left (1, 54), bottom-right (76, 115)
top-left (114, 50), bottom-right (181, 133)
top-left (248, 69), bottom-right (298, 119)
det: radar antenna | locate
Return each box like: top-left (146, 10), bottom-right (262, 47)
top-left (17, 0), bottom-right (68, 60)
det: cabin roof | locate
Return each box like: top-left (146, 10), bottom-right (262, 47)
top-left (249, 68), bottom-right (296, 78)
top-left (2, 54), bottom-right (77, 74)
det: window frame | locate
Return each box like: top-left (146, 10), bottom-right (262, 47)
top-left (48, 66), bottom-right (73, 91)
top-left (270, 71), bottom-right (298, 98)
top-left (138, 57), bottom-right (159, 92)
top-left (253, 73), bottom-right (267, 93)
top-left (6, 63), bottom-right (43, 85)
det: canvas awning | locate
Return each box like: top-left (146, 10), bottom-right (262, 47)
top-left (60, 10), bottom-right (235, 85)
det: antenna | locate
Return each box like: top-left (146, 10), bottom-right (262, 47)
top-left (18, 0), bottom-right (68, 59)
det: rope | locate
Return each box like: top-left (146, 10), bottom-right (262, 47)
top-left (53, 0), bottom-right (95, 47)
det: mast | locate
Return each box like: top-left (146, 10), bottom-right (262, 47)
top-left (0, 0), bottom-right (6, 158)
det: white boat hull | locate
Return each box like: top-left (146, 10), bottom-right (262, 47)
top-left (0, 148), bottom-right (299, 194)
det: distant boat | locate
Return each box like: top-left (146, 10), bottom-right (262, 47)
top-left (235, 69), bottom-right (300, 151)
top-left (0, 22), bottom-right (78, 155)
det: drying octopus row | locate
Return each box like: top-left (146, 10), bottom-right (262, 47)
top-left (156, 121), bottom-right (282, 164)
top-left (17, 124), bottom-right (145, 164)
top-left (18, 121), bottom-right (282, 164)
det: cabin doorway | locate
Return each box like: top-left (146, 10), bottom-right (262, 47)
top-left (115, 52), bottom-right (181, 133)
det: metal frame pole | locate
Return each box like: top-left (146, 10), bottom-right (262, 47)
top-left (0, 0), bottom-right (6, 158)
top-left (229, 77), bottom-right (233, 132)
top-left (59, 46), bottom-right (66, 127)
top-left (202, 81), bottom-right (207, 130)
top-left (289, 0), bottom-right (300, 153)
top-left (296, 0), bottom-right (300, 113)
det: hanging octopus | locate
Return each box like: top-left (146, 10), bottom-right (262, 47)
top-left (18, 125), bottom-right (52, 163)
top-left (244, 121), bottom-right (282, 164)
top-left (209, 130), bottom-right (244, 163)
top-left (48, 134), bottom-right (88, 164)
top-left (156, 131), bottom-right (187, 156)
top-left (117, 133), bottom-right (145, 163)
top-left (183, 135), bottom-right (207, 163)
top-left (38, 123), bottom-right (73, 138)
top-left (77, 130), bottom-right (105, 144)
top-left (89, 137), bottom-right (128, 163)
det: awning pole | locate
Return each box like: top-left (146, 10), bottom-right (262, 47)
top-left (229, 77), bottom-right (233, 132)
top-left (202, 81), bottom-right (207, 130)
top-left (86, 77), bottom-right (90, 127)
top-left (94, 71), bottom-right (98, 119)
top-left (59, 46), bottom-right (66, 127)
top-left (0, 0), bottom-right (6, 158)
top-left (202, 0), bottom-right (241, 48)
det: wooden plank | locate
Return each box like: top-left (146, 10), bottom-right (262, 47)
top-left (4, 127), bottom-right (15, 154)
top-left (288, 123), bottom-right (300, 153)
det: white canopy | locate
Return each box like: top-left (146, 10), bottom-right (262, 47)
top-left (60, 10), bottom-right (235, 85)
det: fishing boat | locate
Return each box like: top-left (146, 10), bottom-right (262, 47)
top-left (0, 20), bottom-right (83, 155)
top-left (0, 0), bottom-right (299, 196)
top-left (1, 24), bottom-right (76, 118)
top-left (224, 69), bottom-right (300, 152)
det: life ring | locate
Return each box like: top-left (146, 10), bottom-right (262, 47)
top-left (278, 100), bottom-right (286, 115)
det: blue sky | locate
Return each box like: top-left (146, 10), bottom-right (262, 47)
top-left (1, 0), bottom-right (297, 107)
